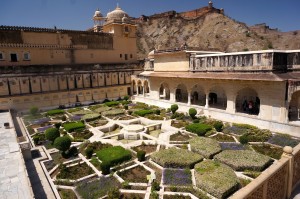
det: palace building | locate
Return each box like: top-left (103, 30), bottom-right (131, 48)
top-left (0, 5), bottom-right (141, 110)
top-left (133, 49), bottom-right (300, 136)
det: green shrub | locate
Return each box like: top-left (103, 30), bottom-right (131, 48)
top-left (170, 104), bottom-right (179, 114)
top-left (105, 101), bottom-right (120, 107)
top-left (45, 128), bottom-right (60, 143)
top-left (151, 180), bottom-right (160, 191)
top-left (33, 136), bottom-right (40, 145)
top-left (134, 109), bottom-right (153, 117)
top-left (61, 115), bottom-right (67, 121)
top-left (47, 109), bottom-right (64, 116)
top-left (85, 147), bottom-right (94, 159)
top-left (186, 123), bottom-right (212, 136)
top-left (107, 187), bottom-right (121, 199)
top-left (121, 181), bottom-right (131, 189)
top-left (96, 146), bottom-right (132, 166)
top-left (155, 109), bottom-right (161, 115)
top-left (137, 150), bottom-right (146, 162)
top-left (55, 123), bottom-right (62, 129)
top-left (214, 150), bottom-right (273, 171)
top-left (124, 105), bottom-right (128, 110)
top-left (239, 135), bottom-right (249, 144)
top-left (67, 146), bottom-right (78, 157)
top-left (151, 148), bottom-right (203, 169)
top-left (100, 161), bottom-right (111, 175)
top-left (241, 129), bottom-right (272, 143)
top-left (63, 121), bottom-right (85, 132)
top-left (54, 136), bottom-right (72, 152)
top-left (30, 106), bottom-right (39, 115)
top-left (193, 119), bottom-right (200, 123)
top-left (194, 160), bottom-right (239, 199)
top-left (213, 121), bottom-right (223, 132)
top-left (81, 113), bottom-right (100, 122)
top-left (123, 96), bottom-right (129, 101)
top-left (188, 108), bottom-right (197, 119)
top-left (190, 137), bottom-right (222, 159)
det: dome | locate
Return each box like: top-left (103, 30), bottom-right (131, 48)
top-left (107, 5), bottom-right (129, 21)
top-left (94, 9), bottom-right (103, 18)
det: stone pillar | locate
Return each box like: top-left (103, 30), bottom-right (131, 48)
top-left (188, 91), bottom-right (191, 105)
top-left (205, 94), bottom-right (209, 108)
top-left (282, 146), bottom-right (294, 199)
top-left (143, 86), bottom-right (145, 96)
top-left (226, 92), bottom-right (236, 114)
top-left (170, 91), bottom-right (176, 103)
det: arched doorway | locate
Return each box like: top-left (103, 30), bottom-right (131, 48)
top-left (209, 86), bottom-right (227, 110)
top-left (236, 88), bottom-right (260, 115)
top-left (159, 83), bottom-right (170, 100)
top-left (144, 81), bottom-right (150, 96)
top-left (137, 80), bottom-right (143, 95)
top-left (191, 85), bottom-right (205, 106)
top-left (175, 84), bottom-right (188, 103)
top-left (132, 80), bottom-right (137, 95)
top-left (289, 91), bottom-right (300, 121)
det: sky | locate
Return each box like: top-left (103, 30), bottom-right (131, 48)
top-left (0, 0), bottom-right (299, 32)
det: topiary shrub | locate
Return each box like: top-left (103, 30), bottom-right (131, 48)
top-left (188, 108), bottom-right (197, 119)
top-left (170, 104), bottom-right (179, 114)
top-left (54, 136), bottom-right (72, 152)
top-left (239, 135), bottom-right (249, 144)
top-left (54, 122), bottom-right (62, 129)
top-left (186, 123), bottom-right (212, 136)
top-left (105, 101), bottom-right (120, 107)
top-left (61, 115), bottom-right (67, 121)
top-left (134, 109), bottom-right (153, 117)
top-left (33, 136), bottom-right (40, 145)
top-left (124, 105), bottom-right (128, 110)
top-left (100, 161), bottom-right (111, 175)
top-left (30, 106), bottom-right (39, 115)
top-left (213, 121), bottom-right (223, 132)
top-left (85, 147), bottom-right (94, 159)
top-left (155, 109), bottom-right (161, 115)
top-left (123, 95), bottom-right (129, 101)
top-left (45, 128), bottom-right (60, 143)
top-left (137, 150), bottom-right (146, 162)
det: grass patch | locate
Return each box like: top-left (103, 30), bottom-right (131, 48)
top-left (58, 189), bottom-right (77, 199)
top-left (63, 121), bottom-right (85, 132)
top-left (211, 134), bottom-right (235, 142)
top-left (46, 109), bottom-right (65, 116)
top-left (190, 137), bottom-right (222, 159)
top-left (96, 146), bottom-right (132, 166)
top-left (194, 160), bottom-right (239, 199)
top-left (252, 144), bottom-right (282, 159)
top-left (170, 132), bottom-right (192, 142)
top-left (214, 150), bottom-right (273, 171)
top-left (151, 148), bottom-right (203, 169)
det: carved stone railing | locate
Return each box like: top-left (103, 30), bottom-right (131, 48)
top-left (0, 43), bottom-right (87, 49)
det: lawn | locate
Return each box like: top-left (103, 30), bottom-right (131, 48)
top-left (63, 121), bottom-right (85, 132)
top-left (96, 146), bottom-right (132, 166)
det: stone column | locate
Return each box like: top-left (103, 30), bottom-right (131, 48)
top-left (226, 92), bottom-right (236, 114)
top-left (170, 91), bottom-right (176, 103)
top-left (205, 94), bottom-right (209, 108)
top-left (188, 91), bottom-right (191, 105)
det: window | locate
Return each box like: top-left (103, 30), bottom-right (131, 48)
top-left (0, 52), bottom-right (4, 60)
top-left (124, 26), bottom-right (129, 33)
top-left (23, 52), bottom-right (30, 60)
top-left (120, 54), bottom-right (122, 58)
top-left (130, 54), bottom-right (133, 59)
top-left (0, 82), bottom-right (3, 87)
top-left (125, 54), bottom-right (128, 60)
top-left (10, 53), bottom-right (18, 62)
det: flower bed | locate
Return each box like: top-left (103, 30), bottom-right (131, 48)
top-left (252, 144), bottom-right (283, 160)
top-left (239, 129), bottom-right (272, 143)
top-left (76, 177), bottom-right (121, 199)
top-left (56, 163), bottom-right (94, 180)
top-left (93, 106), bottom-right (112, 113)
top-left (151, 148), bottom-right (203, 169)
top-left (81, 113), bottom-right (101, 122)
top-left (63, 121), bottom-right (85, 132)
top-left (219, 142), bottom-right (245, 151)
top-left (268, 134), bottom-right (299, 147)
top-left (132, 144), bottom-right (157, 154)
top-left (46, 109), bottom-right (65, 116)
top-left (102, 109), bottom-right (125, 117)
top-left (214, 150), bottom-right (273, 171)
top-left (186, 123), bottom-right (212, 136)
top-left (145, 114), bottom-right (164, 120)
top-left (170, 132), bottom-right (192, 142)
top-left (162, 168), bottom-right (192, 186)
top-left (223, 123), bottom-right (255, 135)
top-left (190, 137), bottom-right (221, 159)
top-left (118, 165), bottom-right (150, 183)
top-left (58, 189), bottom-right (77, 199)
top-left (211, 134), bottom-right (235, 142)
top-left (67, 108), bottom-right (83, 113)
top-left (88, 119), bottom-right (108, 127)
top-left (194, 160), bottom-right (239, 199)
top-left (37, 125), bottom-right (53, 132)
top-left (96, 146), bottom-right (132, 166)
top-left (31, 117), bottom-right (51, 125)
top-left (72, 130), bottom-right (94, 141)
top-left (171, 120), bottom-right (190, 129)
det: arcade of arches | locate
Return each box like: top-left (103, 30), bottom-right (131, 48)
top-left (131, 78), bottom-right (300, 124)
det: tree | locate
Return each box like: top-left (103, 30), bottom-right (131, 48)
top-left (137, 150), bottom-right (146, 162)
top-left (54, 136), bottom-right (71, 152)
top-left (170, 104), bottom-right (179, 114)
top-left (85, 147), bottom-right (94, 159)
top-left (30, 106), bottom-right (39, 115)
top-left (45, 128), bottom-right (60, 143)
top-left (189, 108), bottom-right (197, 119)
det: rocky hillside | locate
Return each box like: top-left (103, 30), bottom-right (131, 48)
top-left (136, 12), bottom-right (300, 59)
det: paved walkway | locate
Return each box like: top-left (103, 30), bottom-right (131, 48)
top-left (0, 111), bottom-right (33, 199)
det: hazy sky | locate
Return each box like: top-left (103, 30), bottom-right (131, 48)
top-left (1, 0), bottom-right (299, 32)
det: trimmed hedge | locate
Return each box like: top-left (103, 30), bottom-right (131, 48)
top-left (105, 101), bottom-right (120, 107)
top-left (137, 150), bottom-right (146, 162)
top-left (213, 121), bottom-right (223, 132)
top-left (45, 128), bottom-right (60, 143)
top-left (81, 113), bottom-right (101, 122)
top-left (96, 146), bottom-right (132, 166)
top-left (188, 108), bottom-right (197, 119)
top-left (186, 123), bottom-right (212, 136)
top-left (46, 109), bottom-right (65, 116)
top-left (214, 150), bottom-right (273, 171)
top-left (134, 109), bottom-right (154, 117)
top-left (63, 122), bottom-right (85, 132)
top-left (151, 148), bottom-right (203, 169)
top-left (190, 137), bottom-right (222, 159)
top-left (194, 160), bottom-right (239, 199)
top-left (171, 104), bottom-right (179, 114)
